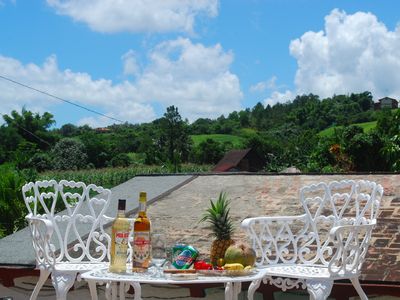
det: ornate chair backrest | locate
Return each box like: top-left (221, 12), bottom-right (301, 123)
top-left (23, 180), bottom-right (112, 264)
top-left (299, 179), bottom-right (383, 266)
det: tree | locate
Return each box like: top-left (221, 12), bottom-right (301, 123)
top-left (189, 118), bottom-right (213, 134)
top-left (345, 131), bottom-right (386, 171)
top-left (2, 108), bottom-right (56, 150)
top-left (60, 123), bottom-right (78, 137)
top-left (250, 102), bottom-right (265, 129)
top-left (194, 139), bottom-right (225, 164)
top-left (0, 125), bottom-right (21, 163)
top-left (157, 106), bottom-right (192, 172)
top-left (51, 138), bottom-right (88, 170)
top-left (79, 132), bottom-right (111, 168)
top-left (381, 110), bottom-right (400, 171)
top-left (238, 109), bottom-right (251, 127)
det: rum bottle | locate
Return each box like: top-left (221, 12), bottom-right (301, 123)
top-left (132, 191), bottom-right (151, 271)
top-left (109, 199), bottom-right (130, 273)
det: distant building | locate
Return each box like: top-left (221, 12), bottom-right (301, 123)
top-left (374, 97), bottom-right (398, 110)
top-left (95, 127), bottom-right (111, 133)
top-left (212, 148), bottom-right (265, 172)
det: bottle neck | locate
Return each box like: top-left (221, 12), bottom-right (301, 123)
top-left (117, 209), bottom-right (125, 217)
top-left (138, 201), bottom-right (147, 217)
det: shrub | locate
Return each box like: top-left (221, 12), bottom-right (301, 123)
top-left (28, 152), bottom-right (52, 172)
top-left (0, 164), bottom-right (31, 237)
top-left (110, 153), bottom-right (131, 167)
top-left (51, 138), bottom-right (88, 170)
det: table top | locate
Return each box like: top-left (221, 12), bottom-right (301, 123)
top-left (81, 267), bottom-right (266, 284)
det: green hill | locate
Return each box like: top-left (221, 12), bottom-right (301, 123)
top-left (318, 121), bottom-right (377, 137)
top-left (191, 134), bottom-right (245, 148)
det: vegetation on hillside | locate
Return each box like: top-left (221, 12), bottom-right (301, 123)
top-left (2, 91), bottom-right (400, 236)
top-left (318, 121), bottom-right (377, 137)
top-left (2, 91), bottom-right (399, 174)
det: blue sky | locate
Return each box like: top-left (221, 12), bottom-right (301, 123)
top-left (0, 0), bottom-right (399, 127)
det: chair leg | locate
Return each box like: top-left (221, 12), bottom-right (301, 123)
top-left (87, 280), bottom-right (99, 300)
top-left (225, 282), bottom-right (233, 300)
top-left (119, 282), bottom-right (125, 300)
top-left (105, 282), bottom-right (112, 300)
top-left (350, 278), bottom-right (368, 300)
top-left (111, 282), bottom-right (118, 300)
top-left (51, 271), bottom-right (76, 300)
top-left (30, 269), bottom-right (50, 300)
top-left (247, 279), bottom-right (262, 300)
top-left (130, 282), bottom-right (142, 300)
top-left (306, 279), bottom-right (333, 300)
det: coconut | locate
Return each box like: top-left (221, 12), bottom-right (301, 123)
top-left (224, 243), bottom-right (256, 267)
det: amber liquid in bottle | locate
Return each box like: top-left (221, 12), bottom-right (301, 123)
top-left (132, 192), bottom-right (151, 271)
top-left (109, 199), bottom-right (130, 273)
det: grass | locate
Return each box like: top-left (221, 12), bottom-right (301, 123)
top-left (318, 121), bottom-right (377, 137)
top-left (191, 134), bottom-right (245, 148)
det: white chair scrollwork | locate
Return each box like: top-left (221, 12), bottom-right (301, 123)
top-left (23, 180), bottom-right (112, 300)
top-left (241, 179), bottom-right (383, 300)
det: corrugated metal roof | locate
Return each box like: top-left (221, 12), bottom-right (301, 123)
top-left (212, 148), bottom-right (251, 172)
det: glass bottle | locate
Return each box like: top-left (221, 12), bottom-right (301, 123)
top-left (132, 191), bottom-right (151, 271)
top-left (109, 199), bottom-right (130, 273)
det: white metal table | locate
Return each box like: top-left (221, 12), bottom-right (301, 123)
top-left (80, 267), bottom-right (266, 300)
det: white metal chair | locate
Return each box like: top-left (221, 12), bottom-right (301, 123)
top-left (241, 179), bottom-right (383, 300)
top-left (23, 180), bottom-right (112, 300)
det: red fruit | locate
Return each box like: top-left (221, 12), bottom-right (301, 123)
top-left (194, 260), bottom-right (213, 270)
top-left (194, 261), bottom-right (206, 270)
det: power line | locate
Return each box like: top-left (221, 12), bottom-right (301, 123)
top-left (0, 112), bottom-right (52, 147)
top-left (0, 74), bottom-right (124, 124)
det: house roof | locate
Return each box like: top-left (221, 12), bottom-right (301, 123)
top-left (212, 148), bottom-right (252, 172)
top-left (378, 96), bottom-right (398, 102)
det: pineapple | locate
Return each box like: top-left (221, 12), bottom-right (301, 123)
top-left (200, 192), bottom-right (235, 266)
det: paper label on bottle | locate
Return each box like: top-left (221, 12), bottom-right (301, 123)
top-left (115, 231), bottom-right (129, 256)
top-left (133, 231), bottom-right (150, 263)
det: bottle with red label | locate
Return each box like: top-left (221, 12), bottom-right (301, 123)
top-left (132, 192), bottom-right (151, 271)
top-left (109, 199), bottom-right (130, 273)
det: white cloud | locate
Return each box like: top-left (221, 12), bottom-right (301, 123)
top-left (289, 9), bottom-right (400, 100)
top-left (135, 38), bottom-right (242, 121)
top-left (264, 90), bottom-right (294, 107)
top-left (0, 38), bottom-right (242, 126)
top-left (250, 76), bottom-right (277, 93)
top-left (0, 55), bottom-right (156, 126)
top-left (122, 50), bottom-right (140, 77)
top-left (46, 0), bottom-right (218, 34)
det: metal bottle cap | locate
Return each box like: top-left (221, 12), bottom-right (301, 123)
top-left (118, 199), bottom-right (126, 210)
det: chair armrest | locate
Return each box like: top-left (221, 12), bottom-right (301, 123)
top-left (241, 215), bottom-right (307, 229)
top-left (241, 215), bottom-right (308, 266)
top-left (26, 215), bottom-right (56, 270)
top-left (328, 223), bottom-right (375, 276)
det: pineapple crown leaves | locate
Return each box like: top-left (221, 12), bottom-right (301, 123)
top-left (199, 191), bottom-right (235, 240)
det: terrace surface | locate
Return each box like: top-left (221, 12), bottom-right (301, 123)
top-left (144, 173), bottom-right (400, 283)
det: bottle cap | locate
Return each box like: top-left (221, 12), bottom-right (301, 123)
top-left (139, 192), bottom-right (147, 202)
top-left (118, 199), bottom-right (126, 210)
